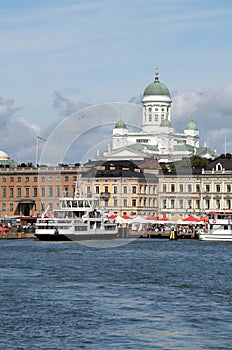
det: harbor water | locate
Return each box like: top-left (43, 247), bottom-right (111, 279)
top-left (1, 239), bottom-right (232, 349)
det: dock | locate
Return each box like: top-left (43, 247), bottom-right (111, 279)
top-left (0, 231), bottom-right (36, 239)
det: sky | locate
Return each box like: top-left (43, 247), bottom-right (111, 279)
top-left (0, 0), bottom-right (232, 164)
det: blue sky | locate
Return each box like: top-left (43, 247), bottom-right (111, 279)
top-left (0, 0), bottom-right (232, 163)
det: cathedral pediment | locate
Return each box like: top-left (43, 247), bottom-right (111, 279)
top-left (105, 146), bottom-right (146, 160)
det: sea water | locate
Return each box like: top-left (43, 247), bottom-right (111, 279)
top-left (0, 238), bottom-right (232, 349)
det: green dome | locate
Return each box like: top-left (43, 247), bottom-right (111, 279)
top-left (115, 116), bottom-right (127, 129)
top-left (185, 117), bottom-right (198, 130)
top-left (143, 68), bottom-right (170, 97)
top-left (160, 118), bottom-right (172, 127)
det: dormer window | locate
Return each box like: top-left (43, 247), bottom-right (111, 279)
top-left (216, 163), bottom-right (223, 171)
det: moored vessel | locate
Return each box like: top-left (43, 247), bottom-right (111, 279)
top-left (198, 211), bottom-right (232, 242)
top-left (34, 189), bottom-right (118, 241)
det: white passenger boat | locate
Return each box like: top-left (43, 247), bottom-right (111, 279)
top-left (34, 192), bottom-right (118, 241)
top-left (198, 211), bottom-right (232, 242)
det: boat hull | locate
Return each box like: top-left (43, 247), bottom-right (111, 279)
top-left (199, 233), bottom-right (232, 242)
top-left (34, 231), bottom-right (118, 241)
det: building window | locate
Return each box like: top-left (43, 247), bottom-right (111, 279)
top-left (195, 199), bottom-right (200, 209)
top-left (187, 199), bottom-right (192, 209)
top-left (9, 187), bottom-right (14, 198)
top-left (64, 187), bottom-right (69, 196)
top-left (104, 186), bottom-right (109, 193)
top-left (132, 186), bottom-right (136, 194)
top-left (41, 187), bottom-right (45, 197)
top-left (56, 187), bottom-right (61, 197)
top-left (179, 184), bottom-right (183, 192)
top-left (65, 176), bottom-right (69, 182)
top-left (17, 187), bottom-right (22, 198)
top-left (113, 198), bottom-right (118, 207)
top-left (149, 115), bottom-right (152, 122)
top-left (123, 198), bottom-right (127, 207)
top-left (227, 184), bottom-right (231, 192)
top-left (9, 203), bottom-right (14, 212)
top-left (48, 187), bottom-right (53, 197)
top-left (33, 187), bottom-right (38, 197)
top-left (10, 177), bottom-right (14, 182)
top-left (162, 184), bottom-right (167, 192)
top-left (162, 199), bottom-right (167, 209)
top-left (2, 187), bottom-right (6, 198)
top-left (205, 184), bottom-right (210, 192)
top-left (73, 175), bottom-right (77, 181)
top-left (86, 186), bottom-right (91, 195)
top-left (95, 186), bottom-right (99, 194)
top-left (132, 199), bottom-right (136, 207)
top-left (123, 186), bottom-right (127, 194)
top-left (25, 187), bottom-right (30, 197)
top-left (216, 184), bottom-right (221, 192)
top-left (171, 184), bottom-right (175, 192)
top-left (2, 202), bottom-right (6, 212)
top-left (34, 177), bottom-right (37, 182)
top-left (113, 186), bottom-right (117, 194)
top-left (25, 177), bottom-right (29, 183)
top-left (41, 177), bottom-right (45, 182)
top-left (179, 199), bottom-right (183, 209)
top-left (216, 199), bottom-right (220, 209)
top-left (17, 177), bottom-right (21, 182)
top-left (196, 184), bottom-right (200, 192)
top-left (2, 177), bottom-right (6, 183)
top-left (56, 176), bottom-right (61, 182)
top-left (187, 184), bottom-right (192, 192)
top-left (226, 199), bottom-right (231, 209)
top-left (205, 199), bottom-right (210, 210)
top-left (170, 199), bottom-right (175, 209)
top-left (48, 176), bottom-right (53, 182)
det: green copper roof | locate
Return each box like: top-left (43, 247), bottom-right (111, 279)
top-left (185, 117), bottom-right (198, 130)
top-left (160, 118), bottom-right (172, 127)
top-left (143, 68), bottom-right (170, 97)
top-left (115, 116), bottom-right (127, 129)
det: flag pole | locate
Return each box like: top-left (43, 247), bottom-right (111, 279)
top-left (36, 136), bottom-right (39, 167)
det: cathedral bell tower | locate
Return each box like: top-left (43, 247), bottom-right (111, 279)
top-left (141, 68), bottom-right (172, 133)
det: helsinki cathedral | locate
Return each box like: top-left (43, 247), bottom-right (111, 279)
top-left (104, 68), bottom-right (213, 162)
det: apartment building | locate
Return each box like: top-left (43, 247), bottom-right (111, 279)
top-left (0, 154), bottom-right (232, 220)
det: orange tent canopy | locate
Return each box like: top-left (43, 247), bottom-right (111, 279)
top-left (198, 215), bottom-right (209, 222)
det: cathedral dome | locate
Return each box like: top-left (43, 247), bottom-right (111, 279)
top-left (115, 116), bottom-right (127, 129)
top-left (0, 150), bottom-right (10, 160)
top-left (185, 117), bottom-right (198, 130)
top-left (160, 118), bottom-right (172, 127)
top-left (143, 68), bottom-right (170, 97)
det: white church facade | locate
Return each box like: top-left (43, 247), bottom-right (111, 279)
top-left (104, 68), bottom-right (213, 162)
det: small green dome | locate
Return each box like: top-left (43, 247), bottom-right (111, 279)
top-left (160, 118), bottom-right (172, 127)
top-left (143, 68), bottom-right (170, 97)
top-left (185, 117), bottom-right (198, 130)
top-left (115, 116), bottom-right (127, 129)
